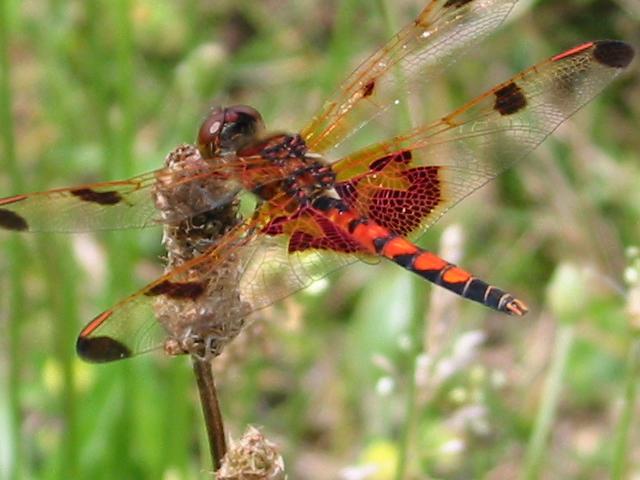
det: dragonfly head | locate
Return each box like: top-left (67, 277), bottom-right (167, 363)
top-left (198, 105), bottom-right (265, 157)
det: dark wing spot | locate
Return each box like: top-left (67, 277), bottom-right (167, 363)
top-left (76, 336), bottom-right (132, 363)
top-left (145, 280), bottom-right (206, 299)
top-left (369, 151), bottom-right (413, 172)
top-left (397, 150), bottom-right (412, 163)
top-left (593, 40), bottom-right (634, 69)
top-left (494, 82), bottom-right (527, 116)
top-left (444, 0), bottom-right (474, 8)
top-left (369, 155), bottom-right (393, 172)
top-left (362, 80), bottom-right (376, 98)
top-left (0, 209), bottom-right (28, 231)
top-left (71, 188), bottom-right (122, 205)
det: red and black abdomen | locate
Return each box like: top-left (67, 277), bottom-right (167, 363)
top-left (312, 196), bottom-right (527, 316)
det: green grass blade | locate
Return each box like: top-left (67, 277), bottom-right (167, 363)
top-left (611, 339), bottom-right (640, 479)
top-left (0, 2), bottom-right (26, 478)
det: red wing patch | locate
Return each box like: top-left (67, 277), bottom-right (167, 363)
top-left (262, 210), bottom-right (365, 254)
top-left (336, 160), bottom-right (441, 237)
top-left (288, 212), bottom-right (364, 254)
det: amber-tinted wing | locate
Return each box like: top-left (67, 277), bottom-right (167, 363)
top-left (0, 161), bottom-right (252, 233)
top-left (76, 205), bottom-right (363, 362)
top-left (301, 0), bottom-right (517, 154)
top-left (331, 41), bottom-right (634, 239)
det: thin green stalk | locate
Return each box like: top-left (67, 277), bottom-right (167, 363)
top-left (318, 0), bottom-right (363, 95)
top-left (0, 3), bottom-right (26, 479)
top-left (371, 3), bottom-right (424, 479)
top-left (521, 326), bottom-right (575, 480)
top-left (31, 3), bottom-right (84, 476)
top-left (105, 0), bottom-right (138, 476)
top-left (83, 0), bottom-right (138, 475)
top-left (0, 1), bottom-right (20, 187)
top-left (113, 0), bottom-right (136, 179)
top-left (611, 339), bottom-right (640, 480)
top-left (374, 0), bottom-right (414, 130)
top-left (36, 237), bottom-right (79, 479)
top-left (394, 337), bottom-right (420, 480)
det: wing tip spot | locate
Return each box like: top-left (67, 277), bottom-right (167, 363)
top-left (552, 40), bottom-right (634, 69)
top-left (76, 335), bottom-right (132, 363)
top-left (593, 40), bottom-right (635, 69)
top-left (0, 208), bottom-right (28, 231)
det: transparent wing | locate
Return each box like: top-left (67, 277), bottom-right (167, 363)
top-left (300, 0), bottom-right (518, 154)
top-left (0, 150), bottom-right (265, 233)
top-left (0, 171), bottom-right (164, 232)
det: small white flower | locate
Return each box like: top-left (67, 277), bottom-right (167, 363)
top-left (439, 438), bottom-right (465, 455)
top-left (453, 330), bottom-right (486, 357)
top-left (339, 464), bottom-right (378, 480)
top-left (376, 376), bottom-right (395, 396)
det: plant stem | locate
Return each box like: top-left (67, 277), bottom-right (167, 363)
top-left (102, 1), bottom-right (137, 474)
top-left (611, 339), bottom-right (640, 480)
top-left (372, 3), bottom-right (421, 479)
top-left (0, 3), bottom-right (26, 479)
top-left (192, 357), bottom-right (227, 471)
top-left (522, 325), bottom-right (574, 480)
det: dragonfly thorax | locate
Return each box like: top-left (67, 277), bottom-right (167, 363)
top-left (197, 105), bottom-right (337, 211)
top-left (240, 133), bottom-right (336, 210)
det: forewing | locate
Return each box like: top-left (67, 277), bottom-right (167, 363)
top-left (300, 0), bottom-right (517, 154)
top-left (333, 41), bottom-right (634, 238)
top-left (0, 162), bottom-right (243, 233)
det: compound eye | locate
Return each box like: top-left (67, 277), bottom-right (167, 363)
top-left (197, 107), bottom-right (226, 157)
top-left (197, 105), bottom-right (265, 157)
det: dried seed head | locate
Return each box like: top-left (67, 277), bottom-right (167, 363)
top-left (152, 144), bottom-right (251, 359)
top-left (217, 426), bottom-right (285, 480)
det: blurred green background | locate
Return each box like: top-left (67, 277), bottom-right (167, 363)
top-left (0, 0), bottom-right (639, 479)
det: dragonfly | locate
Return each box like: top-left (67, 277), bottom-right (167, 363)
top-left (0, 0), bottom-right (633, 363)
